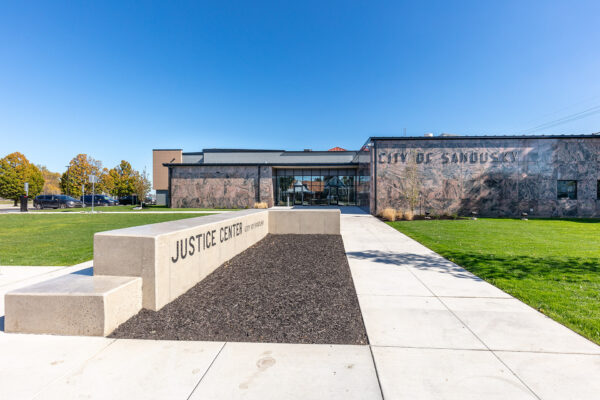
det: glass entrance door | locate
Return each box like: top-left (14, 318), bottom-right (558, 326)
top-left (293, 189), bottom-right (302, 205)
top-left (293, 177), bottom-right (303, 205)
top-left (328, 187), bottom-right (338, 205)
top-left (274, 168), bottom-right (360, 206)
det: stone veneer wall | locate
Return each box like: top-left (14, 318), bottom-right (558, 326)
top-left (372, 137), bottom-right (600, 217)
top-left (170, 165), bottom-right (274, 208)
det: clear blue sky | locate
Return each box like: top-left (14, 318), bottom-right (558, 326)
top-left (2, 1), bottom-right (600, 179)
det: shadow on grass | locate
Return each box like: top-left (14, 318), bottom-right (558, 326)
top-left (440, 251), bottom-right (600, 283)
top-left (528, 217), bottom-right (600, 223)
top-left (347, 249), bottom-right (600, 284)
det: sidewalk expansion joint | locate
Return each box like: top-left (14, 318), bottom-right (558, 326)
top-left (186, 341), bottom-right (227, 400)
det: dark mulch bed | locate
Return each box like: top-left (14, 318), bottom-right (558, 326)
top-left (110, 234), bottom-right (368, 345)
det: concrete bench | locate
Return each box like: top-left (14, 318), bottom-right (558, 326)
top-left (4, 274), bottom-right (142, 336)
top-left (5, 208), bottom-right (340, 336)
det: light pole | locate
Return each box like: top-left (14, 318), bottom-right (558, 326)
top-left (89, 175), bottom-right (98, 213)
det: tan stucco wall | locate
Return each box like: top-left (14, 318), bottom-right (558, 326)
top-left (153, 150), bottom-right (182, 190)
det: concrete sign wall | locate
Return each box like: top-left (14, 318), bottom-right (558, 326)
top-left (94, 209), bottom-right (271, 310)
top-left (94, 209), bottom-right (340, 311)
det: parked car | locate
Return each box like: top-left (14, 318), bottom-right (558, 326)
top-left (34, 195), bottom-right (84, 209)
top-left (118, 195), bottom-right (139, 205)
top-left (145, 194), bottom-right (156, 205)
top-left (80, 194), bottom-right (118, 207)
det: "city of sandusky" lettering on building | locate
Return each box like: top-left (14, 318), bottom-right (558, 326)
top-left (378, 151), bottom-right (518, 165)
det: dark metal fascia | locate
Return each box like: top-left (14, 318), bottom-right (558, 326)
top-left (373, 140), bottom-right (377, 214)
top-left (202, 148), bottom-right (285, 153)
top-left (163, 162), bottom-right (360, 167)
top-left (153, 149), bottom-right (183, 151)
top-left (368, 134), bottom-right (600, 141)
top-left (167, 166), bottom-right (172, 208)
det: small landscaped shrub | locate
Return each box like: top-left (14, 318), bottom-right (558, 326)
top-left (404, 210), bottom-right (414, 221)
top-left (381, 207), bottom-right (397, 221)
top-left (253, 202), bottom-right (268, 209)
top-left (395, 209), bottom-right (404, 220)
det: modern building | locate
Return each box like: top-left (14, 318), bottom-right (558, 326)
top-left (153, 134), bottom-right (600, 217)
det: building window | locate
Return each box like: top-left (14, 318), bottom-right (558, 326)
top-left (597, 180), bottom-right (600, 200)
top-left (273, 168), bottom-right (359, 206)
top-left (557, 180), bottom-right (577, 200)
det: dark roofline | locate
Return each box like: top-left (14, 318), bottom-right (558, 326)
top-left (163, 162), bottom-right (359, 167)
top-left (368, 133), bottom-right (600, 141)
top-left (200, 148), bottom-right (358, 154)
top-left (282, 150), bottom-right (358, 154)
top-left (202, 148), bottom-right (285, 153)
top-left (153, 149), bottom-right (182, 151)
top-left (182, 152), bottom-right (204, 155)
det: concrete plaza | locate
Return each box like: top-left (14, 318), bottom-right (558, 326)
top-left (1, 207), bottom-right (599, 399)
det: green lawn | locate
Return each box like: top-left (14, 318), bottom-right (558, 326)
top-left (388, 218), bottom-right (600, 345)
top-left (33, 205), bottom-right (238, 212)
top-left (0, 214), bottom-right (205, 266)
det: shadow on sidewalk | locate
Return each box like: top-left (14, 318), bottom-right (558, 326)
top-left (346, 250), bottom-right (482, 281)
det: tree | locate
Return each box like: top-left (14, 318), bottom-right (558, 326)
top-left (101, 170), bottom-right (115, 197)
top-left (107, 160), bottom-right (137, 198)
top-left (37, 165), bottom-right (61, 194)
top-left (133, 168), bottom-right (151, 204)
top-left (60, 154), bottom-right (107, 198)
top-left (0, 152), bottom-right (44, 204)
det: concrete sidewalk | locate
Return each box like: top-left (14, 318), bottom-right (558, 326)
top-left (0, 207), bottom-right (598, 399)
top-left (342, 207), bottom-right (600, 400)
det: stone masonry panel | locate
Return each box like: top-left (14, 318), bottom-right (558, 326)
top-left (372, 137), bottom-right (600, 217)
top-left (171, 166), bottom-right (274, 209)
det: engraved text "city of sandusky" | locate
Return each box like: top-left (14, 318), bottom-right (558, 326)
top-left (378, 151), bottom-right (518, 165)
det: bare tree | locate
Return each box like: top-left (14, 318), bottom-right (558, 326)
top-left (133, 168), bottom-right (152, 205)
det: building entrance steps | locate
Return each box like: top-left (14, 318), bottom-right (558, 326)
top-left (4, 274), bottom-right (142, 336)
